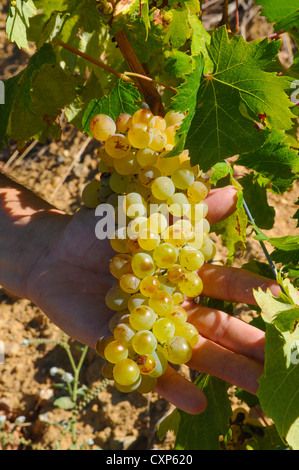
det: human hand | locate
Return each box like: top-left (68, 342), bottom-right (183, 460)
top-left (21, 185), bottom-right (279, 414)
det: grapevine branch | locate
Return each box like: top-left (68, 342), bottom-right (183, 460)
top-left (113, 29), bottom-right (165, 116)
top-left (56, 40), bottom-right (175, 108)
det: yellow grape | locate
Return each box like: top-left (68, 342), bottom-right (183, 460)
top-left (129, 305), bottom-right (157, 331)
top-left (163, 336), bottom-right (192, 365)
top-left (139, 275), bottom-right (161, 297)
top-left (113, 358), bottom-right (140, 386)
top-left (131, 252), bottom-right (155, 278)
top-left (116, 113), bottom-right (132, 133)
top-left (119, 273), bottom-right (141, 293)
top-left (128, 124), bottom-right (153, 149)
top-left (138, 228), bottom-right (160, 251)
top-left (104, 340), bottom-right (129, 363)
top-left (132, 109), bottom-right (153, 125)
top-left (175, 322), bottom-right (200, 347)
top-left (82, 181), bottom-right (101, 208)
top-left (105, 134), bottom-right (131, 159)
top-left (149, 290), bottom-right (174, 316)
top-left (178, 272), bottom-right (203, 298)
top-left (136, 355), bottom-right (156, 375)
top-left (90, 114), bottom-right (116, 141)
top-left (109, 253), bottom-right (132, 279)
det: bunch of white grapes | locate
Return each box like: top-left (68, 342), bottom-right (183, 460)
top-left (82, 108), bottom-right (216, 394)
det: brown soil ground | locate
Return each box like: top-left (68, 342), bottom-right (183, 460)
top-left (0, 1), bottom-right (298, 450)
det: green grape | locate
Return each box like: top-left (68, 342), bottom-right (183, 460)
top-left (131, 253), bottom-right (155, 278)
top-left (168, 306), bottom-right (188, 324)
top-left (153, 243), bottom-right (177, 269)
top-left (109, 253), bottom-right (132, 279)
top-left (164, 110), bottom-right (185, 127)
top-left (95, 335), bottom-right (114, 358)
top-left (151, 177), bottom-right (175, 200)
top-left (114, 376), bottom-right (142, 393)
top-left (125, 179), bottom-right (151, 200)
top-left (82, 181), bottom-right (101, 208)
top-left (163, 336), bottom-right (192, 365)
top-left (128, 293), bottom-right (148, 312)
top-left (178, 272), bottom-right (203, 298)
top-left (114, 152), bottom-right (140, 175)
top-left (104, 340), bottom-right (129, 363)
top-left (100, 172), bottom-right (111, 186)
top-left (200, 238), bottom-right (217, 261)
top-left (148, 129), bottom-right (167, 152)
top-left (138, 228), bottom-right (160, 251)
top-left (148, 115), bottom-right (166, 131)
top-left (98, 184), bottom-right (113, 202)
top-left (147, 212), bottom-right (168, 234)
top-left (149, 290), bottom-right (174, 316)
top-left (157, 273), bottom-right (177, 295)
top-left (124, 192), bottom-right (147, 218)
top-left (164, 125), bottom-right (179, 147)
top-left (137, 375), bottom-right (157, 393)
top-left (138, 166), bottom-right (161, 188)
top-left (148, 345), bottom-right (168, 378)
top-left (102, 361), bottom-right (114, 379)
top-left (119, 273), bottom-right (141, 293)
top-left (90, 114), bottom-right (116, 141)
top-left (105, 134), bottom-right (131, 159)
top-left (132, 330), bottom-right (157, 355)
top-left (175, 322), bottom-right (199, 347)
top-left (179, 246), bottom-right (205, 271)
top-left (98, 147), bottom-right (115, 167)
top-left (167, 193), bottom-right (190, 217)
top-left (156, 152), bottom-right (180, 176)
top-left (196, 218), bottom-right (210, 233)
top-left (116, 113), bottom-right (132, 133)
top-left (139, 276), bottom-right (161, 297)
top-left (172, 291), bottom-right (185, 305)
top-left (162, 225), bottom-right (188, 248)
top-left (109, 311), bottom-right (129, 333)
top-left (171, 167), bottom-right (195, 190)
top-left (110, 227), bottom-right (128, 254)
top-left (173, 219), bottom-right (194, 240)
top-left (186, 201), bottom-right (208, 225)
top-left (187, 225), bottom-right (206, 250)
top-left (167, 264), bottom-right (186, 284)
top-left (105, 285), bottom-right (131, 311)
top-left (113, 358), bottom-right (140, 386)
top-left (136, 147), bottom-right (159, 167)
top-left (128, 124), bottom-right (153, 149)
top-left (187, 181), bottom-right (209, 203)
top-left (126, 237), bottom-right (144, 255)
top-left (132, 109), bottom-right (153, 125)
top-left (98, 159), bottom-right (112, 174)
top-left (152, 317), bottom-right (175, 343)
top-left (136, 354), bottom-right (156, 374)
top-left (127, 216), bottom-right (148, 239)
top-left (113, 323), bottom-right (135, 345)
top-left (129, 305), bottom-right (157, 331)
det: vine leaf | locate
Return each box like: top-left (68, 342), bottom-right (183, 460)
top-left (237, 129), bottom-right (299, 194)
top-left (254, 280), bottom-right (299, 450)
top-left (174, 374), bottom-right (231, 450)
top-left (5, 0), bottom-right (37, 49)
top-left (256, 0), bottom-right (299, 32)
top-left (184, 26), bottom-right (294, 171)
top-left (82, 80), bottom-right (141, 135)
top-left (239, 172), bottom-right (275, 230)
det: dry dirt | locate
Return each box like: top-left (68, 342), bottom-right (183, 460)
top-left (0, 1), bottom-right (298, 451)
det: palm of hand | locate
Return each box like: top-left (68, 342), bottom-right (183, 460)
top-left (27, 207), bottom-right (116, 346)
top-left (26, 187), bottom-right (279, 414)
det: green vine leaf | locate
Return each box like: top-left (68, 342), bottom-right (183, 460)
top-left (256, 0), bottom-right (299, 33)
top-left (237, 129), bottom-right (299, 195)
top-left (254, 284), bottom-right (299, 449)
top-left (82, 80), bottom-right (141, 134)
top-left (184, 26), bottom-right (294, 171)
top-left (5, 0), bottom-right (37, 50)
top-left (174, 374), bottom-right (231, 450)
top-left (54, 396), bottom-right (76, 410)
